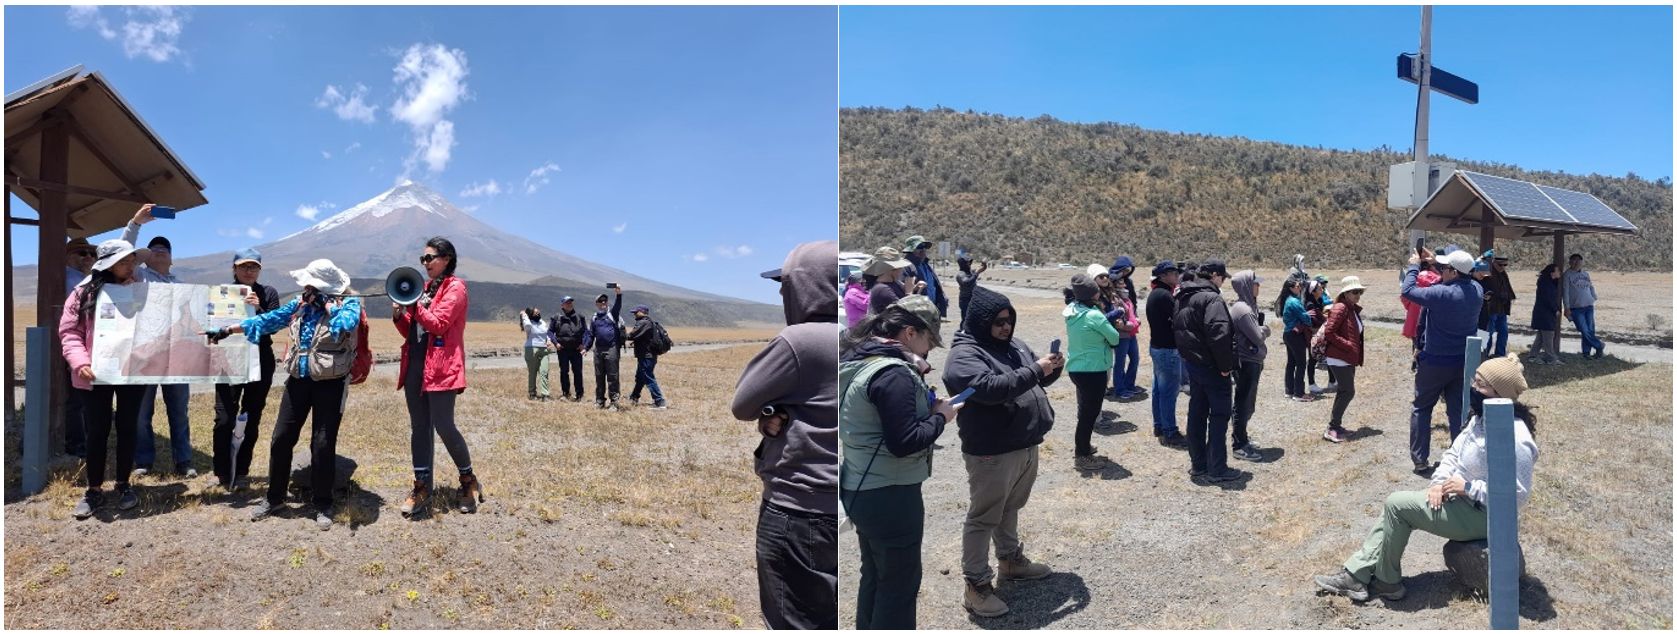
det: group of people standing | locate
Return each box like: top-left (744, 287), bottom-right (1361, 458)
top-left (518, 285), bottom-right (671, 410)
top-left (59, 204), bottom-right (481, 530)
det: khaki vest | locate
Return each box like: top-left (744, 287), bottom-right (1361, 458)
top-left (283, 305), bottom-right (358, 381)
top-left (839, 355), bottom-right (933, 491)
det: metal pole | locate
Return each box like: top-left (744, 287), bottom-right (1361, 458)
top-left (1462, 335), bottom-right (1482, 425)
top-left (1483, 397), bottom-right (1521, 629)
top-left (23, 327), bottom-right (48, 495)
top-left (1409, 6), bottom-right (1433, 247)
top-left (3, 188), bottom-right (14, 428)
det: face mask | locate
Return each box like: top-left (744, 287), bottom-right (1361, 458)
top-left (1469, 389), bottom-right (1487, 418)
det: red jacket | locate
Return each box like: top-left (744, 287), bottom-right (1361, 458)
top-left (1401, 270), bottom-right (1440, 339)
top-left (1322, 302), bottom-right (1365, 367)
top-left (394, 275), bottom-right (468, 393)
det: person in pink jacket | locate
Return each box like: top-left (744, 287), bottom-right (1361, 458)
top-left (843, 271), bottom-right (869, 330)
top-left (61, 239), bottom-right (151, 520)
top-left (393, 236), bottom-right (481, 518)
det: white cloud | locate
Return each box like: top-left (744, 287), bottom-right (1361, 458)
top-left (612, 223), bottom-right (627, 234)
top-left (524, 162), bottom-right (561, 194)
top-left (391, 43), bottom-right (469, 174)
top-left (69, 6), bottom-right (188, 63)
top-left (713, 244), bottom-right (754, 259)
top-left (315, 83), bottom-right (377, 123)
top-left (321, 150), bottom-right (332, 160)
top-left (246, 227), bottom-right (264, 240)
top-left (461, 205), bottom-right (480, 214)
top-left (459, 179), bottom-right (500, 198)
top-left (688, 253), bottom-right (710, 262)
top-left (344, 141), bottom-right (361, 154)
top-left (296, 204), bottom-right (322, 221)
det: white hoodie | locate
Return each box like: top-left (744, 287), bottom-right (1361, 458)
top-left (520, 313), bottom-right (550, 348)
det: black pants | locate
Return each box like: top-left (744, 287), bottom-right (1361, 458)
top-left (63, 367), bottom-right (88, 457)
top-left (555, 347), bottom-right (585, 398)
top-left (845, 483), bottom-right (923, 630)
top-left (1282, 330), bottom-right (1308, 397)
top-left (1068, 371), bottom-right (1108, 457)
top-left (212, 345), bottom-right (275, 484)
top-left (1184, 361), bottom-right (1232, 475)
top-left (265, 375), bottom-right (347, 512)
top-left (1232, 360), bottom-right (1262, 449)
top-left (82, 384), bottom-right (146, 491)
top-left (1327, 364), bottom-right (1358, 430)
top-left (757, 501), bottom-right (838, 630)
top-left (593, 347), bottom-right (621, 404)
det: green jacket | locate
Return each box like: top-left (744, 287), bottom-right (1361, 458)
top-left (1063, 302), bottom-right (1122, 373)
top-left (839, 355), bottom-right (933, 491)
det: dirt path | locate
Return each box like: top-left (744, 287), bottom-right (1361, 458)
top-left (839, 290), bottom-right (1672, 629)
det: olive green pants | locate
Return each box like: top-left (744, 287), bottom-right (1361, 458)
top-left (1343, 489), bottom-right (1488, 584)
top-left (525, 346), bottom-right (552, 398)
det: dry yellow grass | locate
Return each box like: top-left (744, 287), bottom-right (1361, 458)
top-left (5, 342), bottom-right (771, 629)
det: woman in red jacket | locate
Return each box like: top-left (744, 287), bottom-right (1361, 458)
top-left (1320, 277), bottom-right (1366, 444)
top-left (394, 236), bottom-right (482, 517)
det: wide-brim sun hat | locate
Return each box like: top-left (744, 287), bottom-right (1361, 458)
top-left (1086, 263), bottom-right (1109, 279)
top-left (1337, 275), bottom-right (1367, 294)
top-left (91, 239), bottom-right (144, 272)
top-left (864, 246), bottom-right (912, 276)
top-left (289, 258), bottom-right (352, 295)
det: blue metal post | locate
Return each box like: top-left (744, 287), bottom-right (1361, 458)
top-left (1484, 398), bottom-right (1520, 629)
top-left (1462, 336), bottom-right (1482, 421)
top-left (23, 327), bottom-right (48, 495)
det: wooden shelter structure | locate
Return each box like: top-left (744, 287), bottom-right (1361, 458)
top-left (4, 66), bottom-right (207, 453)
top-left (1406, 169), bottom-right (1639, 266)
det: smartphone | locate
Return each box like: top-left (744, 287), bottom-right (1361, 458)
top-left (151, 206), bottom-right (177, 219)
top-left (1414, 237), bottom-right (1425, 256)
top-left (946, 387), bottom-right (978, 407)
top-left (606, 282), bottom-right (619, 289)
top-left (1049, 338), bottom-right (1061, 355)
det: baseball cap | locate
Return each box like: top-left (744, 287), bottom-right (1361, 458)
top-left (1151, 260), bottom-right (1182, 278)
top-left (903, 235), bottom-right (932, 251)
top-left (147, 236), bottom-right (172, 251)
top-left (1199, 259), bottom-right (1230, 278)
top-left (233, 247), bottom-right (262, 266)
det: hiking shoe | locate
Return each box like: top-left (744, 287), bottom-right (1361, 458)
top-left (1322, 382), bottom-right (1339, 394)
top-left (1527, 357), bottom-right (1549, 366)
top-left (1307, 384), bottom-right (1323, 396)
top-left (964, 581), bottom-right (1010, 617)
top-left (999, 554), bottom-right (1052, 581)
top-left (1370, 577), bottom-right (1406, 601)
top-left (1157, 431), bottom-right (1187, 448)
top-left (1232, 444), bottom-right (1264, 462)
top-left (177, 465), bottom-right (198, 478)
top-left (249, 498), bottom-right (275, 521)
top-left (1293, 394), bottom-right (1319, 403)
top-left (1206, 469), bottom-right (1244, 483)
top-left (651, 401), bottom-right (669, 410)
top-left (401, 479), bottom-right (431, 518)
top-left (72, 490), bottom-right (100, 520)
top-left (1322, 428), bottom-right (1346, 443)
top-left (315, 512), bottom-right (333, 531)
top-left (132, 467), bottom-right (150, 477)
top-left (1074, 454), bottom-right (1103, 472)
top-left (1314, 568), bottom-right (1370, 602)
top-left (459, 473), bottom-right (483, 514)
top-left (116, 487), bottom-right (139, 511)
top-left (629, 398), bottom-right (642, 406)
top-left (1412, 461), bottom-right (1435, 475)
top-left (595, 400), bottom-right (607, 409)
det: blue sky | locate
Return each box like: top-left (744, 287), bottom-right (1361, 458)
top-left (7, 5), bottom-right (836, 304)
top-left (841, 5), bottom-right (1673, 180)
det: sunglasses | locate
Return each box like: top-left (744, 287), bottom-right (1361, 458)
top-left (420, 254), bottom-right (443, 264)
top-left (1348, 290), bottom-right (1365, 295)
top-left (70, 249), bottom-right (96, 258)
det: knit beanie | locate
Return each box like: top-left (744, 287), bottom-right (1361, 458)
top-left (1475, 356), bottom-right (1528, 401)
top-left (963, 285), bottom-right (1015, 345)
top-left (1070, 273), bottom-right (1099, 304)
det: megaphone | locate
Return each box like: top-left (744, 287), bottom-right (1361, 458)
top-left (386, 267), bottom-right (426, 305)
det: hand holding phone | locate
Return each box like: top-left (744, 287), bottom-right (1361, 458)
top-left (946, 387), bottom-right (977, 407)
top-left (1049, 338), bottom-right (1061, 355)
top-left (150, 206), bottom-right (177, 219)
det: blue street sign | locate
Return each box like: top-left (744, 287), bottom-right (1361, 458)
top-left (1398, 53), bottom-right (1480, 105)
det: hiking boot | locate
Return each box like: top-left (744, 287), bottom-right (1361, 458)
top-left (1232, 444), bottom-right (1264, 462)
top-left (1074, 454), bottom-right (1103, 472)
top-left (1412, 461), bottom-right (1435, 475)
top-left (116, 487), bottom-right (139, 511)
top-left (998, 554), bottom-right (1052, 581)
top-left (249, 498), bottom-right (275, 521)
top-left (1370, 577), bottom-right (1406, 601)
top-left (1155, 429), bottom-right (1187, 447)
top-left (459, 473), bottom-right (483, 514)
top-left (1314, 568), bottom-right (1370, 602)
top-left (629, 397), bottom-right (642, 406)
top-left (964, 581), bottom-right (1009, 617)
top-left (401, 479), bottom-right (431, 518)
top-left (72, 490), bottom-right (100, 520)
top-left (1206, 469), bottom-right (1244, 483)
top-left (1293, 394), bottom-right (1318, 403)
top-left (1322, 428), bottom-right (1346, 443)
top-left (315, 511), bottom-right (333, 531)
top-left (596, 400), bottom-right (607, 409)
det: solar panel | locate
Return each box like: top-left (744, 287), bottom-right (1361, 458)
top-left (1461, 171), bottom-right (1576, 224)
top-left (1536, 185), bottom-right (1638, 231)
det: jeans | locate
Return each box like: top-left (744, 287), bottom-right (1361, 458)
top-left (631, 354), bottom-right (665, 404)
top-left (1343, 491), bottom-right (1487, 584)
top-left (1327, 364), bottom-right (1358, 430)
top-left (524, 346), bottom-right (552, 398)
top-left (1409, 361), bottom-right (1465, 467)
top-left (63, 368), bottom-right (87, 457)
top-left (1484, 313), bottom-right (1510, 357)
top-left (594, 346), bottom-right (622, 404)
top-left (845, 483), bottom-right (923, 630)
top-left (1184, 361), bottom-right (1232, 475)
top-left (212, 345), bottom-right (276, 484)
top-left (555, 347), bottom-right (585, 398)
top-left (962, 446), bottom-right (1038, 584)
top-left (1232, 360), bottom-right (1262, 449)
top-left (265, 376), bottom-right (347, 512)
top-left (756, 502), bottom-right (838, 630)
top-left (1282, 330), bottom-right (1308, 397)
top-left (1111, 338), bottom-right (1140, 397)
top-left (135, 383), bottom-right (192, 470)
top-left (1569, 305), bottom-right (1604, 353)
top-left (82, 385), bottom-right (145, 491)
top-left (1148, 347), bottom-right (1181, 434)
top-left (1068, 371), bottom-right (1108, 456)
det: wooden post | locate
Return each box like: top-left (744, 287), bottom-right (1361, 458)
top-left (37, 115), bottom-right (69, 457)
top-left (3, 187), bottom-right (14, 427)
top-left (1552, 233), bottom-right (1565, 271)
top-left (1479, 220), bottom-right (1495, 256)
top-left (22, 328), bottom-right (48, 495)
top-left (1484, 397), bottom-right (1521, 629)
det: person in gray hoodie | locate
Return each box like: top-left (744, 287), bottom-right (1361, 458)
top-left (731, 240), bottom-right (840, 630)
top-left (1562, 253), bottom-right (1606, 358)
top-left (1228, 271), bottom-right (1271, 463)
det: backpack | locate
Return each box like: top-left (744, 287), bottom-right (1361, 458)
top-left (348, 309), bottom-right (373, 385)
top-left (649, 320), bottom-right (673, 356)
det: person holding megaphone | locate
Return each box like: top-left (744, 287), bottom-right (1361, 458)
top-left (392, 237), bottom-right (483, 518)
